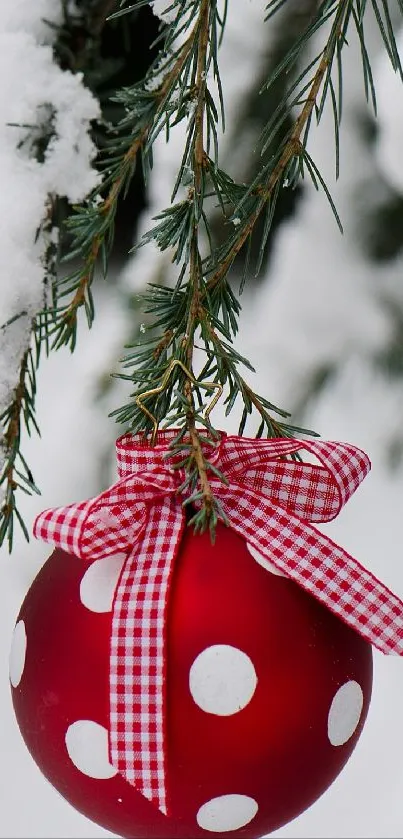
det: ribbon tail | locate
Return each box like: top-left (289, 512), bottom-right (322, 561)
top-left (109, 498), bottom-right (185, 816)
top-left (223, 487), bottom-right (403, 656)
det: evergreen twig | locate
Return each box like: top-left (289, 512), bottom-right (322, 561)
top-left (52, 26), bottom-right (196, 349)
top-left (0, 196), bottom-right (59, 550)
top-left (180, 0), bottom-right (216, 530)
top-left (0, 345), bottom-right (41, 551)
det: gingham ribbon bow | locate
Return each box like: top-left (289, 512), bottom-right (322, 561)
top-left (34, 432), bottom-right (403, 815)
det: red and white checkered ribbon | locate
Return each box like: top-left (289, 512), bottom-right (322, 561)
top-left (34, 431), bottom-right (403, 815)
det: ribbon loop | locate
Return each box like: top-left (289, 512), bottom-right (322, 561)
top-left (220, 484), bottom-right (403, 656)
top-left (218, 436), bottom-right (370, 522)
top-left (34, 431), bottom-right (402, 818)
top-left (300, 438), bottom-right (371, 511)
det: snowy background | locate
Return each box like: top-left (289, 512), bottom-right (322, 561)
top-left (2, 1), bottom-right (403, 836)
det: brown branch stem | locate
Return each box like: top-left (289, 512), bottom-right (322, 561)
top-left (2, 350), bottom-right (29, 515)
top-left (181, 0), bottom-right (214, 518)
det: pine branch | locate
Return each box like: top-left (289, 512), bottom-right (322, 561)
top-left (110, 0), bottom-right (403, 534)
top-left (52, 22), bottom-right (196, 349)
top-left (180, 0), bottom-right (217, 530)
top-left (0, 342), bottom-right (41, 551)
top-left (0, 199), bottom-right (58, 549)
top-left (206, 0), bottom-right (351, 293)
top-left (4, 0), bottom-right (403, 547)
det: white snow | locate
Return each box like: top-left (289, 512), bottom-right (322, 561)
top-left (0, 0), bottom-right (100, 488)
top-left (151, 0), bottom-right (184, 24)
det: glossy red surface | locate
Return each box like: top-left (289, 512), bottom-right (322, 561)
top-left (11, 524), bottom-right (372, 838)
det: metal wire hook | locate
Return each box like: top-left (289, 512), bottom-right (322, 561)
top-left (135, 358), bottom-right (223, 445)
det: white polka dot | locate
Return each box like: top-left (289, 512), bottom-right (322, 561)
top-left (65, 720), bottom-right (117, 779)
top-left (79, 553), bottom-right (126, 613)
top-left (246, 542), bottom-right (288, 577)
top-left (189, 644), bottom-right (257, 716)
top-left (9, 620), bottom-right (27, 688)
top-left (328, 680), bottom-right (364, 746)
top-left (197, 794), bottom-right (258, 832)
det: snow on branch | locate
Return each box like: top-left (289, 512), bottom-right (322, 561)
top-left (0, 0), bottom-right (100, 522)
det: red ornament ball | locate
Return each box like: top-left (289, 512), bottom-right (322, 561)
top-left (10, 523), bottom-right (372, 838)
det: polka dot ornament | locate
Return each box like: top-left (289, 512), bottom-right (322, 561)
top-left (10, 524), bottom-right (372, 838)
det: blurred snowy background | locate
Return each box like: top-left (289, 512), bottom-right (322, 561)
top-left (2, 0), bottom-right (403, 836)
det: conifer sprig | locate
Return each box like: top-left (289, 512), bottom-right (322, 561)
top-left (0, 198), bottom-right (59, 551)
top-left (109, 0), bottom-right (403, 534)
